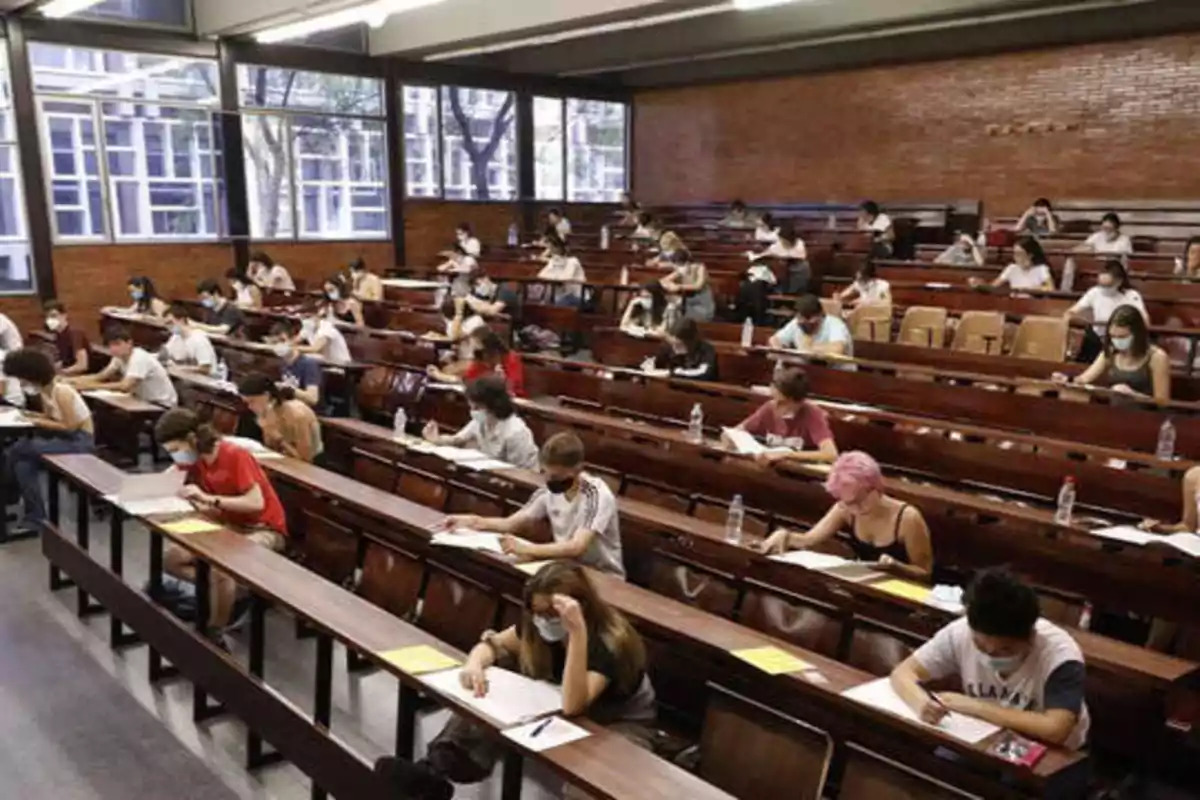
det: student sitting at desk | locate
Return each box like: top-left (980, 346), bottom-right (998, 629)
top-left (237, 373), bottom-right (323, 463)
top-left (769, 293), bottom-right (854, 358)
top-left (837, 261), bottom-right (891, 308)
top-left (375, 562), bottom-right (655, 798)
top-left (631, 211), bottom-right (662, 244)
top-left (428, 330), bottom-right (527, 398)
top-left (226, 268), bottom-right (262, 310)
top-left (970, 236), bottom-right (1054, 292)
top-left (934, 233), bottom-right (986, 267)
top-left (267, 322), bottom-right (323, 407)
top-left (1184, 236), bottom-right (1200, 278)
top-left (890, 567), bottom-right (1089, 749)
top-left (1063, 259), bottom-right (1146, 363)
top-left (727, 368), bottom-right (838, 465)
top-left (194, 279), bottom-right (246, 337)
top-left (43, 300), bottom-right (90, 376)
top-left (760, 451), bottom-right (933, 581)
top-left (422, 376), bottom-right (539, 469)
top-left (248, 250), bottom-right (295, 292)
top-left (661, 249), bottom-right (715, 322)
top-left (455, 222), bottom-right (482, 257)
top-left (348, 257), bottom-right (383, 302)
top-left (447, 432), bottom-right (627, 578)
top-left (536, 236), bottom-right (586, 307)
top-left (1075, 212), bottom-right (1132, 255)
top-left (73, 326), bottom-right (178, 406)
top-left (719, 199), bottom-right (758, 230)
top-left (155, 408), bottom-right (289, 639)
top-left (432, 296), bottom-right (488, 364)
top-left (3, 348), bottom-right (94, 535)
top-left (296, 300), bottom-right (353, 365)
top-left (124, 276), bottom-right (169, 318)
top-left (620, 282), bottom-right (677, 339)
top-left (547, 207), bottom-right (572, 240)
top-left (616, 191), bottom-right (642, 226)
top-left (645, 231), bottom-right (684, 267)
top-left (649, 317), bottom-right (719, 382)
top-left (1052, 304), bottom-right (1170, 402)
top-left (323, 275), bottom-right (363, 326)
top-left (857, 201), bottom-right (894, 257)
top-left (164, 303), bottom-right (217, 376)
top-left (465, 271), bottom-right (519, 317)
top-left (437, 243), bottom-right (479, 298)
top-left (1015, 197), bottom-right (1061, 237)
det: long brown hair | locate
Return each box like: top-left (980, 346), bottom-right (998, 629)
top-left (154, 408), bottom-right (220, 454)
top-left (518, 562), bottom-right (645, 695)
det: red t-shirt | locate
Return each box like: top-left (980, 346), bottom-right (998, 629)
top-left (462, 351), bottom-right (527, 398)
top-left (187, 441), bottom-right (288, 535)
top-left (740, 400), bottom-right (833, 450)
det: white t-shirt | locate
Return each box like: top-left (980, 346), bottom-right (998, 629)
top-left (307, 318), bottom-right (352, 365)
top-left (516, 473), bottom-right (624, 578)
top-left (854, 278), bottom-right (891, 304)
top-left (269, 264), bottom-right (295, 291)
top-left (0, 313), bottom-right (23, 352)
top-left (459, 235), bottom-right (482, 257)
top-left (754, 226), bottom-right (780, 243)
top-left (165, 328), bottom-right (216, 370)
top-left (538, 256), bottom-right (586, 301)
top-left (915, 618), bottom-right (1090, 751)
top-left (555, 218), bottom-right (572, 238)
top-left (450, 414), bottom-right (539, 470)
top-left (234, 284), bottom-right (256, 308)
top-left (766, 239), bottom-right (808, 260)
top-left (870, 213), bottom-right (893, 234)
top-left (1085, 232), bottom-right (1133, 255)
top-left (1069, 286), bottom-right (1147, 335)
top-left (998, 263), bottom-right (1052, 290)
top-left (448, 314), bottom-right (487, 361)
top-left (120, 347), bottom-right (178, 406)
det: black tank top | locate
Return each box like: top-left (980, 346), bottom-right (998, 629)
top-left (848, 503), bottom-right (911, 564)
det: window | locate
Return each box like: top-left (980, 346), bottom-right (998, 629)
top-left (75, 0), bottom-right (192, 29)
top-left (402, 85), bottom-right (439, 198)
top-left (30, 43), bottom-right (222, 243)
top-left (566, 99), bottom-right (626, 202)
top-left (0, 43), bottom-right (32, 293)
top-left (533, 96), bottom-right (563, 201)
top-left (441, 87), bottom-right (516, 201)
top-left (238, 65), bottom-right (387, 240)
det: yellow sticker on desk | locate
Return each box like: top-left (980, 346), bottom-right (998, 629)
top-left (379, 645), bottom-right (462, 675)
top-left (161, 518), bottom-right (223, 535)
top-left (731, 646), bottom-right (812, 675)
top-left (873, 579), bottom-right (933, 603)
top-left (515, 560), bottom-right (554, 576)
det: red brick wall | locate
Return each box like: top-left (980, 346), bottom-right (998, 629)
top-left (404, 201), bottom-right (520, 268)
top-left (633, 32), bottom-right (1200, 217)
top-left (253, 240), bottom-right (394, 288)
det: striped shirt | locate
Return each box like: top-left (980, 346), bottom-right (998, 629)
top-left (517, 473), bottom-right (625, 578)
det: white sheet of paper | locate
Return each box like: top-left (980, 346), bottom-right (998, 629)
top-left (770, 551), bottom-right (851, 570)
top-left (117, 470), bottom-right (186, 501)
top-left (102, 495), bottom-right (195, 517)
top-left (841, 678), bottom-right (1001, 745)
top-left (722, 427), bottom-right (765, 455)
top-left (459, 458), bottom-right (516, 472)
top-left (0, 408), bottom-right (32, 427)
top-left (431, 530), bottom-right (505, 553)
top-left (1089, 525), bottom-right (1156, 546)
top-left (502, 717), bottom-right (592, 753)
top-left (83, 389), bottom-right (129, 399)
top-left (223, 436), bottom-right (271, 454)
top-left (431, 446), bottom-right (492, 464)
top-left (419, 667), bottom-right (562, 727)
top-left (1161, 533), bottom-right (1200, 558)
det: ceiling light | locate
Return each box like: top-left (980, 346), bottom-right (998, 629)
top-left (732, 0), bottom-right (801, 9)
top-left (39, 0), bottom-right (105, 18)
top-left (254, 0), bottom-right (448, 44)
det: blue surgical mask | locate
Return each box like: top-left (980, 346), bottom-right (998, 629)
top-left (1111, 335), bottom-right (1133, 352)
top-left (130, 288), bottom-right (144, 300)
top-left (986, 654), bottom-right (1024, 674)
top-left (170, 324), bottom-right (184, 337)
top-left (327, 290), bottom-right (341, 301)
top-left (200, 297), bottom-right (215, 309)
top-left (533, 615), bottom-right (566, 642)
top-left (470, 409), bottom-right (488, 427)
top-left (169, 449), bottom-right (197, 466)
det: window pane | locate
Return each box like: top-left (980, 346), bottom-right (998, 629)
top-left (533, 96), bottom-right (563, 201)
top-left (238, 66), bottom-right (383, 116)
top-left (293, 116), bottom-right (387, 239)
top-left (30, 44), bottom-right (218, 105)
top-left (441, 86), bottom-right (516, 201)
top-left (0, 48), bottom-right (31, 292)
top-left (242, 114), bottom-right (294, 239)
top-left (402, 85), bottom-right (440, 198)
top-left (39, 99), bottom-right (106, 241)
top-left (77, 0), bottom-right (191, 28)
top-left (566, 99), bottom-right (627, 202)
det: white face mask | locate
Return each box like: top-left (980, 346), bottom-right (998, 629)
top-left (45, 317), bottom-right (62, 332)
top-left (470, 409), bottom-right (488, 427)
top-left (533, 615), bottom-right (566, 642)
top-left (273, 342), bottom-right (291, 358)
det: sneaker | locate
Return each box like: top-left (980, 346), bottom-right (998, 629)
top-left (8, 519), bottom-right (43, 537)
top-left (373, 756), bottom-right (453, 800)
top-left (225, 596), bottom-right (253, 632)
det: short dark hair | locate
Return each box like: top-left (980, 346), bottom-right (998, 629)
top-left (965, 568), bottom-right (1040, 639)
top-left (774, 367), bottom-right (810, 401)
top-left (1100, 259), bottom-right (1132, 292)
top-left (237, 372), bottom-right (283, 402)
top-left (249, 251), bottom-right (274, 266)
top-left (794, 294), bottom-right (824, 319)
top-left (1101, 212), bottom-right (1121, 228)
top-left (348, 257), bottom-right (366, 273)
top-left (3, 348), bottom-right (55, 386)
top-left (269, 320), bottom-right (299, 339)
top-left (166, 302), bottom-right (192, 321)
top-left (540, 432), bottom-right (584, 468)
top-left (759, 212), bottom-right (775, 229)
top-left (456, 222), bottom-right (472, 233)
top-left (197, 278), bottom-right (221, 295)
top-left (465, 375), bottom-right (515, 420)
top-left (154, 407), bottom-right (220, 454)
top-left (547, 207), bottom-right (563, 218)
top-left (777, 222), bottom-right (797, 244)
top-left (731, 199), bottom-right (746, 211)
top-left (544, 233), bottom-right (568, 254)
top-left (43, 299), bottom-right (66, 314)
top-left (103, 325), bottom-right (133, 345)
top-left (860, 200), bottom-right (880, 217)
top-left (476, 329), bottom-right (509, 360)
top-left (671, 316), bottom-right (701, 347)
top-left (1033, 197), bottom-right (1053, 209)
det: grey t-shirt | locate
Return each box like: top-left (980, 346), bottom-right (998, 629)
top-left (914, 618), bottom-right (1090, 750)
top-left (516, 473), bottom-right (625, 578)
top-left (450, 414), bottom-right (539, 470)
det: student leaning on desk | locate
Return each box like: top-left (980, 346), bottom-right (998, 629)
top-left (375, 561), bottom-right (656, 800)
top-left (69, 326), bottom-right (178, 407)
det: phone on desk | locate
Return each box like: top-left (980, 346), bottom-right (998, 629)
top-left (989, 730), bottom-right (1047, 767)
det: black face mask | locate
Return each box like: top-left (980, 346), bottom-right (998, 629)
top-left (545, 476), bottom-right (575, 495)
top-left (800, 320), bottom-right (821, 335)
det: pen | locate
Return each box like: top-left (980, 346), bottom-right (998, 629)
top-left (529, 717), bottom-right (555, 738)
top-left (923, 685), bottom-right (949, 711)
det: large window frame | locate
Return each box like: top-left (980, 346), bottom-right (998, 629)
top-left (0, 39), bottom-right (34, 294)
top-left (533, 94), bottom-right (629, 203)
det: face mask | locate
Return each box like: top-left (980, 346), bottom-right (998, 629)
top-left (273, 342), bottom-right (291, 358)
top-left (169, 449), bottom-right (197, 466)
top-left (470, 409), bottom-right (488, 427)
top-left (200, 297), bottom-right (215, 309)
top-left (545, 475), bottom-right (575, 495)
top-left (456, 231), bottom-right (467, 241)
top-left (1111, 335), bottom-right (1133, 352)
top-left (1098, 278), bottom-right (1115, 291)
top-left (800, 320), bottom-right (821, 336)
top-left (986, 654), bottom-right (1024, 674)
top-left (170, 324), bottom-right (184, 337)
top-left (21, 383), bottom-right (38, 397)
top-left (327, 290), bottom-right (340, 302)
top-left (533, 615), bottom-right (567, 642)
top-left (45, 317), bottom-right (62, 332)
top-left (130, 289), bottom-right (144, 300)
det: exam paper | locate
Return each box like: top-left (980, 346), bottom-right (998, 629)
top-left (419, 667), bottom-right (562, 727)
top-left (103, 495), bottom-right (195, 517)
top-left (770, 551), bottom-right (851, 570)
top-left (841, 678), bottom-right (1000, 745)
top-left (431, 530), bottom-right (505, 553)
top-left (431, 446), bottom-right (492, 463)
top-left (503, 717), bottom-right (592, 753)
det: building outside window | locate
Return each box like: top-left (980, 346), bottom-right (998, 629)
top-left (0, 42), bottom-right (32, 292)
top-left (532, 96), bottom-right (626, 202)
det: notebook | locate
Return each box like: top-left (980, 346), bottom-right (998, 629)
top-left (419, 666), bottom-right (562, 727)
top-left (430, 530), bottom-right (506, 554)
top-left (841, 678), bottom-right (1000, 744)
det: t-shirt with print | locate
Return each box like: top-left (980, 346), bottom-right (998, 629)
top-left (450, 413), bottom-right (539, 469)
top-left (207, 301), bottom-right (246, 336)
top-left (998, 263), bottom-right (1052, 291)
top-left (1084, 232), bottom-right (1132, 255)
top-left (516, 473), bottom-right (624, 578)
top-left (740, 400), bottom-right (833, 450)
top-left (54, 325), bottom-right (90, 369)
top-left (914, 617), bottom-right (1090, 750)
top-left (121, 347), bottom-right (178, 406)
top-left (186, 440), bottom-right (288, 535)
top-left (166, 329), bottom-right (216, 370)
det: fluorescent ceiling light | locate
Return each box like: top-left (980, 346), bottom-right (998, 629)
top-left (254, 0), bottom-right (448, 44)
top-left (733, 0), bottom-right (802, 9)
top-left (40, 0), bottom-right (105, 18)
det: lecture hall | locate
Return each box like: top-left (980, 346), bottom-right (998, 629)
top-left (0, 0), bottom-right (1198, 798)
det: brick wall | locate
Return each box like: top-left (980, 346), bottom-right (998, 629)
top-left (404, 201), bottom-right (520, 268)
top-left (633, 32), bottom-right (1200, 217)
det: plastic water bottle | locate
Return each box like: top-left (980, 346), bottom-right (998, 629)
top-left (619, 265), bottom-right (629, 286)
top-left (1054, 476), bottom-right (1076, 526)
top-left (726, 494), bottom-right (745, 545)
top-left (826, 213), bottom-right (837, 230)
top-left (741, 317), bottom-right (754, 348)
top-left (1156, 418), bottom-right (1176, 460)
top-left (216, 360), bottom-right (229, 384)
top-left (393, 407), bottom-right (408, 439)
top-left (1175, 257), bottom-right (1185, 276)
top-left (687, 403), bottom-right (704, 444)
top-left (1060, 258), bottom-right (1076, 292)
top-left (507, 223), bottom-right (518, 247)
top-left (600, 225), bottom-right (611, 251)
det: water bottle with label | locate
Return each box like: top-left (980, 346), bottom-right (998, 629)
top-left (1060, 258), bottom-right (1076, 293)
top-left (1054, 476), bottom-right (1076, 526)
top-left (393, 406), bottom-right (408, 440)
top-left (1156, 417), bottom-right (1176, 460)
top-left (507, 223), bottom-right (518, 248)
top-left (600, 225), bottom-right (611, 251)
top-left (216, 360), bottom-right (229, 384)
top-left (741, 317), bottom-right (754, 348)
top-left (726, 494), bottom-right (745, 545)
top-left (687, 403), bottom-right (704, 443)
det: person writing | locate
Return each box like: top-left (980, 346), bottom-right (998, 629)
top-left (647, 317), bottom-right (719, 382)
top-left (323, 276), bottom-right (364, 326)
top-left (248, 251), bottom-right (295, 292)
top-left (760, 451), bottom-right (933, 581)
top-left (970, 236), bottom-right (1054, 292)
top-left (1075, 212), bottom-right (1132, 255)
top-left (934, 233), bottom-right (986, 267)
top-left (155, 408), bottom-right (289, 642)
top-left (753, 212), bottom-right (780, 244)
top-left (43, 300), bottom-right (90, 376)
top-left (267, 322), bottom-right (323, 408)
top-left (163, 303), bottom-right (217, 376)
top-left (296, 300), bottom-right (353, 365)
top-left (427, 330), bottom-right (526, 398)
top-left (375, 562), bottom-right (655, 798)
top-left (122, 276), bottom-right (169, 318)
top-left (421, 376), bottom-right (539, 469)
top-left (719, 199), bottom-right (758, 229)
top-left (226, 268), bottom-right (262, 310)
top-left (428, 296), bottom-right (488, 365)
top-left (445, 432), bottom-right (626, 577)
top-left (769, 294), bottom-right (854, 358)
top-left (646, 231), bottom-right (685, 268)
top-left (465, 271), bottom-right (519, 317)
top-left (837, 262), bottom-right (892, 308)
top-left (890, 568), bottom-right (1089, 749)
top-left (194, 279), bottom-right (246, 337)
top-left (237, 373), bottom-right (323, 463)
top-left (857, 201), bottom-right (894, 256)
top-left (661, 249), bottom-right (715, 322)
top-left (437, 243), bottom-right (479, 298)
top-left (71, 327), bottom-right (178, 407)
top-left (348, 258), bottom-right (383, 302)
top-left (620, 282), bottom-right (677, 339)
top-left (1062, 259), bottom-right (1146, 363)
top-left (726, 368), bottom-right (838, 465)
top-left (536, 236), bottom-right (586, 306)
top-left (1052, 304), bottom-right (1170, 402)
